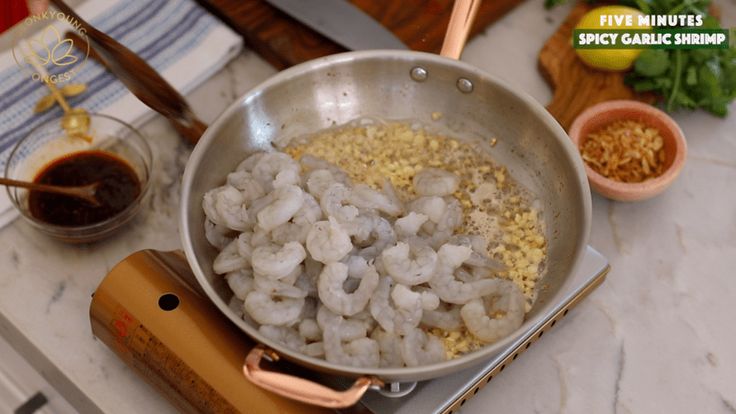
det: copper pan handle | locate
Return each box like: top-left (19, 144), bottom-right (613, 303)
top-left (243, 345), bottom-right (384, 408)
top-left (440, 0), bottom-right (483, 60)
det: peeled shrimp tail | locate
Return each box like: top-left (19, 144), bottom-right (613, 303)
top-left (213, 238), bottom-right (248, 274)
top-left (412, 168), bottom-right (460, 197)
top-left (460, 279), bottom-right (525, 343)
top-left (381, 241), bottom-right (437, 286)
top-left (306, 217), bottom-right (353, 264)
top-left (244, 291), bottom-right (304, 326)
top-left (429, 244), bottom-right (508, 304)
top-left (348, 183), bottom-right (402, 217)
top-left (251, 242), bottom-right (306, 279)
top-left (369, 276), bottom-right (397, 333)
top-left (371, 328), bottom-right (403, 367)
top-left (421, 303), bottom-right (463, 330)
top-left (256, 185), bottom-right (305, 231)
top-left (203, 185), bottom-right (250, 231)
top-left (400, 328), bottom-right (446, 367)
top-left (317, 262), bottom-right (379, 316)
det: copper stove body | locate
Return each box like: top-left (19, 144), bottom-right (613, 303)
top-left (89, 246), bottom-right (609, 414)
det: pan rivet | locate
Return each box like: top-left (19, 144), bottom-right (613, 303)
top-left (410, 67), bottom-right (428, 82)
top-left (457, 78), bottom-right (474, 93)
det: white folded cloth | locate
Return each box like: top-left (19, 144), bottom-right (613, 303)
top-left (0, 0), bottom-right (242, 228)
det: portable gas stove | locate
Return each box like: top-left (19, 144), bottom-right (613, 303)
top-left (90, 246), bottom-right (608, 414)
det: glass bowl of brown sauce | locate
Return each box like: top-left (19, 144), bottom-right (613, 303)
top-left (4, 114), bottom-right (152, 243)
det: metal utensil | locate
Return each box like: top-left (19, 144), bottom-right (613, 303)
top-left (264, 0), bottom-right (408, 50)
top-left (0, 177), bottom-right (99, 206)
top-left (50, 0), bottom-right (207, 144)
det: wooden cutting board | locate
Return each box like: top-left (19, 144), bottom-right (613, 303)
top-left (195, 0), bottom-right (524, 69)
top-left (539, 2), bottom-right (654, 131)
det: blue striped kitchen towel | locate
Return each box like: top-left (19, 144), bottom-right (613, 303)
top-left (0, 0), bottom-right (242, 228)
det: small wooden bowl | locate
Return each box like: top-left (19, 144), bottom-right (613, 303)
top-left (568, 100), bottom-right (687, 202)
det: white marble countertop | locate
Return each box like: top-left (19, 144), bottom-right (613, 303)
top-left (1, 1), bottom-right (735, 413)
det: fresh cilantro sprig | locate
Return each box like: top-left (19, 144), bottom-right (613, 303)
top-left (624, 12), bottom-right (736, 116)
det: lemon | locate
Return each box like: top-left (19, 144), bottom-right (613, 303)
top-left (575, 6), bottom-right (650, 71)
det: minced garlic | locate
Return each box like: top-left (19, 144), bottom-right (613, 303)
top-left (430, 327), bottom-right (485, 360)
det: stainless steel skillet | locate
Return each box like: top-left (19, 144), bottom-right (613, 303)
top-left (180, 0), bottom-right (591, 407)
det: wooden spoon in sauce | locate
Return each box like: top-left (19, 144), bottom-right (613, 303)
top-left (0, 177), bottom-right (100, 206)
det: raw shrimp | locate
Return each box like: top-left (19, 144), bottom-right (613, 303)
top-left (357, 216), bottom-right (396, 260)
top-left (320, 312), bottom-right (380, 368)
top-left (213, 238), bottom-right (248, 274)
top-left (421, 301), bottom-right (463, 330)
top-left (247, 193), bottom-right (275, 220)
top-left (433, 198), bottom-right (463, 235)
top-left (350, 309), bottom-right (378, 334)
top-left (323, 334), bottom-right (380, 368)
top-left (413, 168), bottom-right (460, 197)
top-left (271, 193), bottom-right (322, 245)
top-left (302, 342), bottom-right (325, 358)
top-left (318, 262), bottom-right (379, 316)
top-left (297, 257), bottom-right (322, 297)
top-left (244, 291), bottom-right (304, 326)
top-left (429, 244), bottom-right (507, 304)
top-left (252, 152), bottom-right (301, 191)
top-left (316, 306), bottom-right (369, 341)
top-left (205, 219), bottom-right (234, 250)
top-left (394, 212), bottom-right (429, 238)
top-left (306, 217), bottom-right (353, 264)
top-left (345, 255), bottom-right (371, 279)
top-left (250, 226), bottom-right (271, 247)
top-left (236, 152), bottom-right (265, 172)
top-left (202, 185), bottom-right (250, 231)
top-left (454, 267), bottom-right (481, 283)
top-left (236, 233), bottom-right (254, 262)
top-left (257, 185), bottom-right (305, 231)
top-left (447, 234), bottom-right (506, 271)
top-left (298, 319), bottom-right (322, 341)
top-left (300, 297), bottom-right (319, 319)
top-left (400, 327), bottom-right (446, 367)
top-left (348, 184), bottom-right (402, 216)
top-left (259, 325), bottom-right (305, 351)
top-left (390, 284), bottom-right (424, 333)
top-left (319, 183), bottom-right (359, 223)
top-left (371, 328), bottom-right (403, 367)
top-left (460, 279), bottom-right (525, 343)
top-left (226, 170), bottom-right (266, 201)
top-left (381, 180), bottom-right (404, 215)
top-left (251, 242), bottom-right (306, 279)
top-left (369, 277), bottom-right (427, 335)
top-left (370, 276), bottom-right (396, 333)
top-left (226, 269), bottom-right (254, 300)
top-left (300, 155), bottom-right (351, 185)
top-left (207, 146), bottom-right (535, 366)
top-left (273, 169), bottom-right (301, 189)
top-left (253, 272), bottom-right (307, 299)
top-left (293, 193), bottom-right (322, 227)
top-left (271, 222), bottom-right (311, 245)
top-left (408, 196), bottom-right (446, 225)
top-left (228, 296), bottom-right (244, 318)
top-left (336, 210), bottom-right (375, 245)
top-left (306, 169), bottom-right (340, 199)
top-left (381, 242), bottom-right (438, 285)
